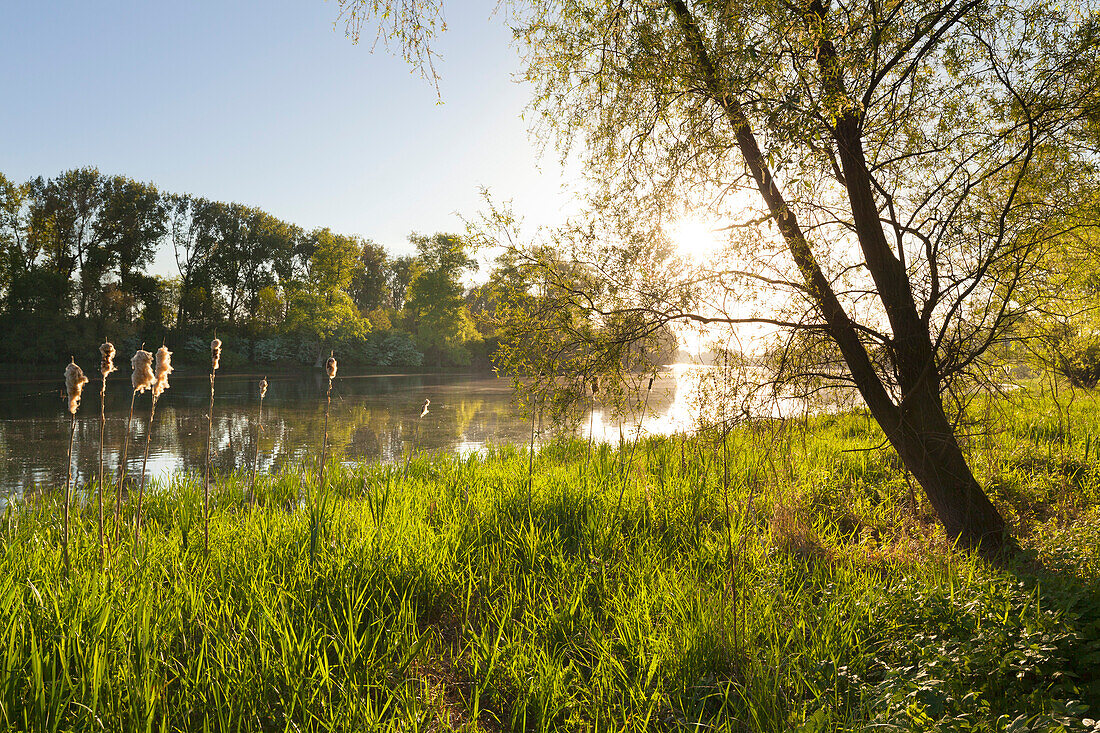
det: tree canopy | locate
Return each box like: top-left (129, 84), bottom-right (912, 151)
top-left (336, 0), bottom-right (1100, 552)
top-left (0, 167), bottom-right (485, 371)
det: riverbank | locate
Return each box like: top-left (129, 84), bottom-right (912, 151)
top-left (2, 389), bottom-right (1099, 731)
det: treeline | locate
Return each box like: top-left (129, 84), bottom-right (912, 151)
top-left (0, 168), bottom-right (497, 369)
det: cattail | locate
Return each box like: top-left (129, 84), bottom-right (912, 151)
top-left (62, 360), bottom-right (87, 575)
top-left (249, 377), bottom-right (268, 505)
top-left (204, 339), bottom-right (219, 554)
top-left (152, 346), bottom-right (173, 399)
top-left (97, 341), bottom-right (116, 564)
top-left (131, 349), bottom-right (154, 393)
top-left (135, 347), bottom-right (171, 545)
top-left (318, 354), bottom-right (337, 490)
top-left (65, 360), bottom-right (88, 415)
top-left (99, 342), bottom-right (116, 378)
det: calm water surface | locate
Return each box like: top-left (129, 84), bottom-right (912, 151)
top-left (0, 368), bottom-right (709, 495)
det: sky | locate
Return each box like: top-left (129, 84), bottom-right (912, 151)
top-left (0, 0), bottom-right (579, 272)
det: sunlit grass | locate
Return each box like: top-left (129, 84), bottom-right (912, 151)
top-left (0, 387), bottom-right (1098, 731)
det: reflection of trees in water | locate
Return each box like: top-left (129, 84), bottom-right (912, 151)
top-left (0, 371), bottom-right (695, 496)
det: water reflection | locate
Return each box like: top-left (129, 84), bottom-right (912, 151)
top-left (0, 368), bottom-right (716, 495)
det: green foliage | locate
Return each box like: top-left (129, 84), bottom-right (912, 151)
top-left (405, 233), bottom-right (480, 367)
top-left (286, 284), bottom-right (369, 346)
top-left (4, 388), bottom-right (1100, 730)
top-left (0, 167), bottom-right (514, 368)
top-left (1021, 231), bottom-right (1100, 388)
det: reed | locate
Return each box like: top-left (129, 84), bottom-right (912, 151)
top-left (62, 359), bottom-right (88, 575)
top-left (318, 354), bottom-right (337, 490)
top-left (116, 348), bottom-right (154, 546)
top-left (204, 338), bottom-right (221, 554)
top-left (135, 346), bottom-right (171, 545)
top-left (96, 342), bottom-right (115, 563)
top-left (249, 376), bottom-right (267, 506)
top-left (404, 398), bottom-right (430, 478)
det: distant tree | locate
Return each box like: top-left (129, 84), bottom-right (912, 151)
top-left (304, 228), bottom-right (363, 303)
top-left (387, 255), bottom-right (417, 311)
top-left (207, 202), bottom-right (250, 324)
top-left (1020, 226), bottom-right (1100, 387)
top-left (350, 239), bottom-right (390, 313)
top-left (0, 174), bottom-right (33, 316)
top-left (285, 288), bottom-right (368, 357)
top-left (168, 194), bottom-right (219, 332)
top-left (283, 228), bottom-right (372, 361)
top-left (95, 175), bottom-right (166, 323)
top-left (270, 223), bottom-right (307, 293)
top-left (255, 285), bottom-right (285, 328)
top-left (27, 168), bottom-right (103, 318)
top-left (405, 233), bottom-right (480, 366)
top-left (239, 209), bottom-right (288, 326)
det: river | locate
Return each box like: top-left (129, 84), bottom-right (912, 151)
top-left (0, 366), bottom-right (721, 495)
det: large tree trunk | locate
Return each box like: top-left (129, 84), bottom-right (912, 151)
top-left (854, 371), bottom-right (1009, 551)
top-left (819, 36), bottom-right (1011, 552)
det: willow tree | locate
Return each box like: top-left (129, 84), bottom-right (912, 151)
top-left (338, 0), bottom-right (1100, 552)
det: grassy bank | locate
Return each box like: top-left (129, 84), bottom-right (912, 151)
top-left (3, 388), bottom-right (1100, 731)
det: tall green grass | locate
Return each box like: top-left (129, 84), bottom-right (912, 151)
top-left (1, 387), bottom-right (1099, 731)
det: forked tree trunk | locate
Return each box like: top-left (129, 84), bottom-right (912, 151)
top-left (666, 0), bottom-right (1012, 554)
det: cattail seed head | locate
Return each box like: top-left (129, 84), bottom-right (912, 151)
top-left (325, 354), bottom-right (337, 380)
top-left (153, 346), bottom-right (173, 399)
top-left (99, 342), bottom-right (116, 378)
top-left (65, 360), bottom-right (88, 415)
top-left (210, 338), bottom-right (222, 373)
top-left (259, 377), bottom-right (268, 399)
top-left (131, 350), bottom-right (155, 393)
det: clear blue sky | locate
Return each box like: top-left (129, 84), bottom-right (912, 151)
top-left (0, 0), bottom-right (574, 271)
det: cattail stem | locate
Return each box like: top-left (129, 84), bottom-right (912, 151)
top-left (204, 372), bottom-right (215, 555)
top-left (63, 412), bottom-right (77, 576)
top-left (97, 376), bottom-right (106, 565)
top-left (96, 342), bottom-right (115, 564)
top-left (405, 399), bottom-right (430, 479)
top-left (404, 419), bottom-right (420, 480)
top-left (114, 390), bottom-right (137, 547)
top-left (135, 396), bottom-right (158, 546)
top-left (249, 387), bottom-right (265, 506)
top-left (318, 377), bottom-right (333, 489)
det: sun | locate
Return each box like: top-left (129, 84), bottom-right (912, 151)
top-left (667, 216), bottom-right (724, 260)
